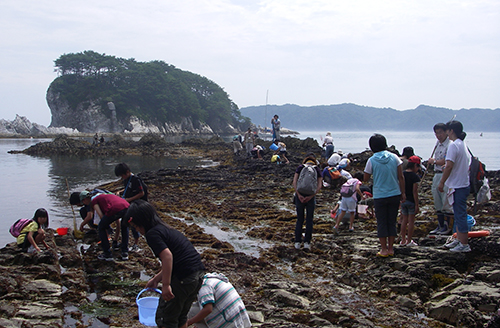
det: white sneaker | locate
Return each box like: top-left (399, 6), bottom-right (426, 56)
top-left (406, 240), bottom-right (418, 247)
top-left (27, 245), bottom-right (36, 254)
top-left (129, 244), bottom-right (141, 253)
top-left (444, 239), bottom-right (459, 249)
top-left (304, 242), bottom-right (310, 249)
top-left (450, 243), bottom-right (471, 253)
top-left (294, 242), bottom-right (301, 249)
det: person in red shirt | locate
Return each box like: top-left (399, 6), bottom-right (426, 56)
top-left (80, 191), bottom-right (129, 261)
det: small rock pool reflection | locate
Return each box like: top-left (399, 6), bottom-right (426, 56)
top-left (176, 215), bottom-right (272, 258)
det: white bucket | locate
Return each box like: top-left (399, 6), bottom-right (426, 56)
top-left (136, 289), bottom-right (162, 326)
top-left (357, 205), bottom-right (368, 214)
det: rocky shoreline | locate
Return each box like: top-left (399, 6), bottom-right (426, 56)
top-left (1, 136), bottom-right (499, 328)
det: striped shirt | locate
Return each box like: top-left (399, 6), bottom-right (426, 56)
top-left (198, 273), bottom-right (251, 328)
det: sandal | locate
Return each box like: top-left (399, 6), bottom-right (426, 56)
top-left (376, 252), bottom-right (389, 258)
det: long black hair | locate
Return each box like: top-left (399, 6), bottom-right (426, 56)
top-left (124, 200), bottom-right (169, 233)
top-left (447, 120), bottom-right (467, 140)
top-left (33, 208), bottom-right (49, 229)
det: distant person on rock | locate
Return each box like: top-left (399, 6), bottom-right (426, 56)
top-left (93, 133), bottom-right (99, 145)
top-left (243, 128), bottom-right (254, 157)
top-left (271, 114), bottom-right (281, 141)
top-left (439, 120), bottom-right (471, 253)
top-left (125, 200), bottom-right (205, 328)
top-left (274, 141), bottom-right (289, 164)
top-left (16, 208), bottom-right (50, 253)
top-left (399, 156), bottom-right (421, 247)
top-left (364, 134), bottom-right (405, 257)
top-left (251, 145), bottom-right (264, 160)
top-left (428, 123), bottom-right (453, 235)
top-left (232, 135), bottom-right (243, 155)
top-left (333, 172), bottom-right (365, 233)
top-left (322, 132), bottom-right (335, 160)
top-left (293, 154), bottom-right (323, 250)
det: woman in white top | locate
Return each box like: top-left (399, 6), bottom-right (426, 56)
top-left (438, 120), bottom-right (471, 252)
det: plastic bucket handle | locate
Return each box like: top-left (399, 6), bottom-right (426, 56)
top-left (136, 288), bottom-right (162, 304)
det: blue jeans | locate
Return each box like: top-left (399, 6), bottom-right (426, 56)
top-left (453, 186), bottom-right (470, 233)
top-left (325, 144), bottom-right (334, 160)
top-left (294, 194), bottom-right (315, 243)
top-left (98, 208), bottom-right (128, 255)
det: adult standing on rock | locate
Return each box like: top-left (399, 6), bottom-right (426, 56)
top-left (293, 154), bottom-right (323, 250)
top-left (364, 134), bottom-right (405, 257)
top-left (243, 128), bottom-right (254, 157)
top-left (439, 120), bottom-right (471, 253)
top-left (428, 123), bottom-right (453, 235)
top-left (271, 114), bottom-right (280, 141)
top-left (322, 132), bottom-right (335, 160)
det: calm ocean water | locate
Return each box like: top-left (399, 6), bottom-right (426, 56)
top-left (1, 131), bottom-right (498, 247)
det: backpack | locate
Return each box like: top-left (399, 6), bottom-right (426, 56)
top-left (296, 164), bottom-right (318, 196)
top-left (9, 218), bottom-right (32, 237)
top-left (327, 167), bottom-right (341, 180)
top-left (468, 148), bottom-right (485, 196)
top-left (340, 180), bottom-right (357, 198)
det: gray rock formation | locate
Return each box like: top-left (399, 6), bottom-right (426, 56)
top-left (0, 114), bottom-right (77, 136)
top-left (46, 86), bottom-right (238, 135)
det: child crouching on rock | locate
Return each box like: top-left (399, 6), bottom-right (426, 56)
top-left (333, 172), bottom-right (365, 233)
top-left (17, 208), bottom-right (50, 253)
top-left (125, 200), bottom-right (205, 328)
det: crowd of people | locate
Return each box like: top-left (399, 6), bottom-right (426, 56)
top-left (13, 118), bottom-right (474, 327)
top-left (294, 120), bottom-right (472, 256)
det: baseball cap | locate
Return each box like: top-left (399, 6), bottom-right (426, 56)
top-left (408, 156), bottom-right (421, 164)
top-left (79, 190), bottom-right (90, 201)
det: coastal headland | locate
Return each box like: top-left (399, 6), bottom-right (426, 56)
top-left (1, 134), bottom-right (499, 327)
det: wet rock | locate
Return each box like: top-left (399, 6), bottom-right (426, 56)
top-left (247, 310), bottom-right (265, 323)
top-left (269, 289), bottom-right (311, 309)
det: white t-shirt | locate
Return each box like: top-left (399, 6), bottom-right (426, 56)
top-left (445, 139), bottom-right (470, 189)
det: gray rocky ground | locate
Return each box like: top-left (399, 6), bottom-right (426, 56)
top-left (0, 135), bottom-right (499, 327)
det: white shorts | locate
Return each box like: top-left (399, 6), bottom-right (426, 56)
top-left (340, 197), bottom-right (357, 213)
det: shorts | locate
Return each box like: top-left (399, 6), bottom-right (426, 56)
top-left (340, 197), bottom-right (357, 213)
top-left (401, 201), bottom-right (416, 215)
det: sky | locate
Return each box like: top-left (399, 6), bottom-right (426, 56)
top-left (0, 0), bottom-right (499, 126)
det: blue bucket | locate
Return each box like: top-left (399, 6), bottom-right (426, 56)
top-left (136, 289), bottom-right (162, 326)
top-left (269, 143), bottom-right (278, 151)
top-left (467, 215), bottom-right (476, 231)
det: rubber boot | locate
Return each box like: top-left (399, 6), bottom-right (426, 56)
top-left (430, 214), bottom-right (444, 234)
top-left (438, 220), bottom-right (451, 235)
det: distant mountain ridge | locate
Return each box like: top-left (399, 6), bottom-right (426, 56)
top-left (240, 104), bottom-right (500, 132)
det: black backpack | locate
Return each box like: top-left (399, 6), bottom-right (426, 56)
top-left (468, 147), bottom-right (485, 196)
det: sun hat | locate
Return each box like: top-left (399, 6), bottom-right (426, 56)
top-left (408, 156), bottom-right (421, 164)
top-left (79, 190), bottom-right (90, 201)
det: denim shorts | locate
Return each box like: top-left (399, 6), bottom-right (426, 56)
top-left (401, 201), bottom-right (416, 215)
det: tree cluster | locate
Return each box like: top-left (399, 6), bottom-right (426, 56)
top-left (50, 50), bottom-right (250, 130)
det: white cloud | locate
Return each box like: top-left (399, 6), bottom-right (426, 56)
top-left (0, 0), bottom-right (498, 125)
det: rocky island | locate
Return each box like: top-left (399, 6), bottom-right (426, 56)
top-left (1, 135), bottom-right (499, 328)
